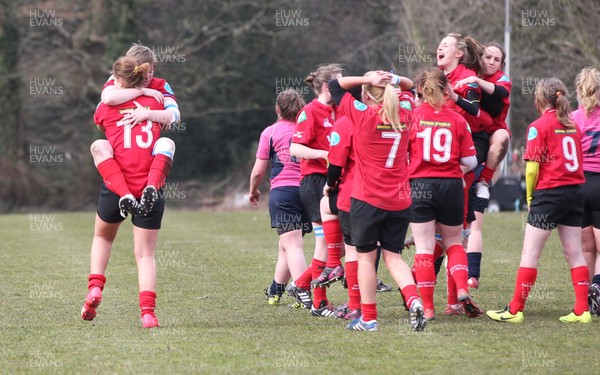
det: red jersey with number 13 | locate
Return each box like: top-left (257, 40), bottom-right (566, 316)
top-left (523, 109), bottom-right (584, 190)
top-left (94, 96), bottom-right (163, 197)
top-left (339, 91), bottom-right (413, 211)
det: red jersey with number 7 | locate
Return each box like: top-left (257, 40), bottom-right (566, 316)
top-left (409, 102), bottom-right (476, 179)
top-left (338, 91), bottom-right (413, 211)
top-left (94, 96), bottom-right (163, 197)
top-left (523, 109), bottom-right (584, 190)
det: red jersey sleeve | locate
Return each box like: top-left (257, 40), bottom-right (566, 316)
top-left (327, 116), bottom-right (353, 168)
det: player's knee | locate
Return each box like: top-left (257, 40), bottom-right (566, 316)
top-left (90, 139), bottom-right (113, 161)
top-left (153, 137), bottom-right (176, 158)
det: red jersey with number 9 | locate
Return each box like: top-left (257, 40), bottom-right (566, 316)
top-left (94, 96), bottom-right (163, 197)
top-left (338, 91), bottom-right (413, 211)
top-left (523, 109), bottom-right (584, 190)
top-left (409, 103), bottom-right (476, 178)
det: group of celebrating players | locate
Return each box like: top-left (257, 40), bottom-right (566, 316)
top-left (75, 33), bottom-right (600, 332)
top-left (249, 32), bottom-right (600, 332)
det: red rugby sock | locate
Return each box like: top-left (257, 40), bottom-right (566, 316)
top-left (97, 159), bottom-right (131, 197)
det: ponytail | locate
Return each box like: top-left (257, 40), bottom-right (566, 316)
top-left (575, 67), bottom-right (600, 116)
top-left (448, 33), bottom-right (485, 76)
top-left (380, 85), bottom-right (402, 131)
top-left (112, 56), bottom-right (151, 88)
top-left (534, 78), bottom-right (574, 128)
top-left (417, 68), bottom-right (447, 110)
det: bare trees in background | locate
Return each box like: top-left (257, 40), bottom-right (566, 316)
top-left (0, 0), bottom-right (598, 211)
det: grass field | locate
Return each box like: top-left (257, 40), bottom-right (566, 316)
top-left (0, 209), bottom-right (596, 374)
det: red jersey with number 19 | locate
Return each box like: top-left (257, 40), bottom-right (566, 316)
top-left (94, 96), bottom-right (163, 197)
top-left (338, 92), bottom-right (413, 211)
top-left (409, 103), bottom-right (476, 179)
top-left (523, 109), bottom-right (584, 190)
top-left (327, 116), bottom-right (356, 212)
top-left (292, 99), bottom-right (337, 176)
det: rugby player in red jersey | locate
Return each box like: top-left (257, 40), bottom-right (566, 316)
top-left (487, 78), bottom-right (590, 324)
top-left (82, 56), bottom-right (173, 328)
top-left (328, 70), bottom-right (426, 332)
top-left (91, 44), bottom-right (179, 215)
top-left (408, 68), bottom-right (481, 321)
top-left (321, 115), bottom-right (361, 319)
top-left (454, 42), bottom-right (512, 290)
top-left (288, 64), bottom-right (342, 316)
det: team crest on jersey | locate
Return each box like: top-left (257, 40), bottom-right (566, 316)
top-left (498, 75), bottom-right (510, 83)
top-left (328, 131), bottom-right (341, 146)
top-left (323, 118), bottom-right (332, 127)
top-left (467, 82), bottom-right (479, 88)
top-left (400, 100), bottom-right (412, 110)
top-left (297, 110), bottom-right (307, 123)
top-left (354, 100), bottom-right (367, 111)
top-left (527, 127), bottom-right (538, 141)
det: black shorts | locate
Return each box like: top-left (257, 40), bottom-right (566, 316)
top-left (328, 188), bottom-right (339, 215)
top-left (299, 174), bottom-right (327, 223)
top-left (338, 209), bottom-right (354, 246)
top-left (471, 164), bottom-right (489, 213)
top-left (96, 184), bottom-right (165, 230)
top-left (409, 178), bottom-right (464, 226)
top-left (350, 198), bottom-right (409, 254)
top-left (529, 185), bottom-right (583, 230)
top-left (472, 131), bottom-right (490, 165)
top-left (582, 172), bottom-right (600, 228)
top-left (269, 186), bottom-right (312, 235)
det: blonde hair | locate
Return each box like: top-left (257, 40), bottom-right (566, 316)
top-left (126, 43), bottom-right (157, 66)
top-left (534, 78), bottom-right (574, 128)
top-left (575, 67), bottom-right (600, 116)
top-left (305, 63), bottom-right (343, 95)
top-left (112, 56), bottom-right (151, 88)
top-left (362, 71), bottom-right (402, 131)
top-left (417, 68), bottom-right (447, 110)
top-left (276, 89), bottom-right (306, 121)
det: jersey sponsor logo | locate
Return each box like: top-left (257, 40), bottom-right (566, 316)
top-left (293, 130), bottom-right (303, 138)
top-left (328, 131), bottom-right (341, 146)
top-left (353, 100), bottom-right (367, 111)
top-left (527, 127), bottom-right (538, 140)
top-left (554, 128), bottom-right (577, 134)
top-left (323, 118), bottom-right (332, 127)
top-left (400, 100), bottom-right (412, 110)
top-left (297, 110), bottom-right (307, 123)
top-left (419, 120), bottom-right (451, 127)
top-left (498, 75), bottom-right (510, 83)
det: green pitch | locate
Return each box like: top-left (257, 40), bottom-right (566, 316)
top-left (0, 210), bottom-right (595, 374)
